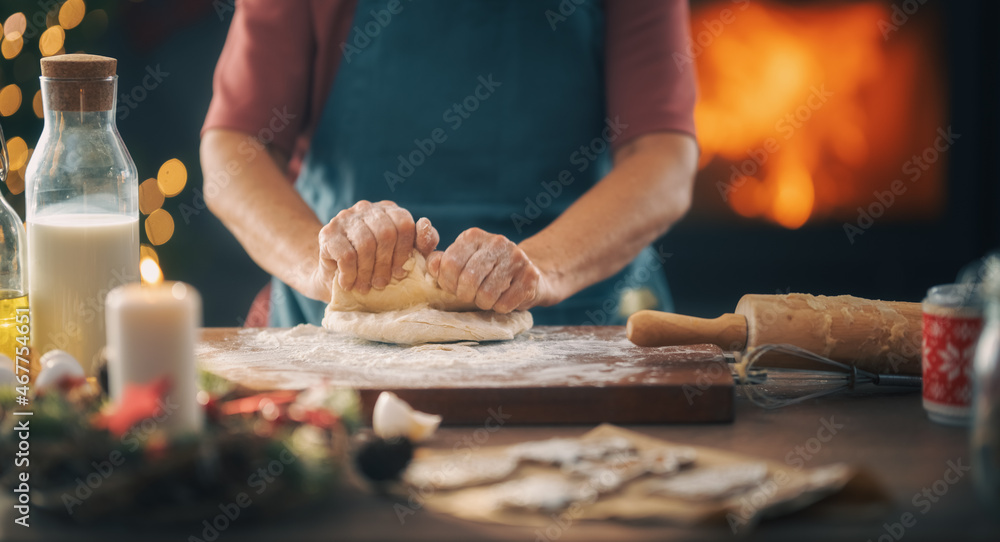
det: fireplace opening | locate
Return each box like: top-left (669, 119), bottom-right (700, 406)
top-left (688, 0), bottom-right (946, 229)
top-left (664, 0), bottom-right (998, 318)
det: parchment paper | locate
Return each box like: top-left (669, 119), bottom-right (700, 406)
top-left (407, 424), bottom-right (888, 533)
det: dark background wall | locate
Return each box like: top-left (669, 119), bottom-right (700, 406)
top-left (1, 0), bottom-right (997, 326)
top-left (2, 0), bottom-right (268, 327)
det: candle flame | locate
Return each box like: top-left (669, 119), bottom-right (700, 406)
top-left (140, 257), bottom-right (163, 286)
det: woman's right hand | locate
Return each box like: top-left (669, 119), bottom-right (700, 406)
top-left (310, 200), bottom-right (439, 299)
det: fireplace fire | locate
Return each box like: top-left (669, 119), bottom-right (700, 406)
top-left (688, 0), bottom-right (946, 229)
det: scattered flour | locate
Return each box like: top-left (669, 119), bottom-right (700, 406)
top-left (196, 325), bottom-right (717, 390)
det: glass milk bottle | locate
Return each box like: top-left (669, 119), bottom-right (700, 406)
top-left (0, 124), bottom-right (29, 363)
top-left (25, 54), bottom-right (139, 374)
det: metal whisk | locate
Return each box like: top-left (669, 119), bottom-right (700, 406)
top-left (734, 344), bottom-right (923, 409)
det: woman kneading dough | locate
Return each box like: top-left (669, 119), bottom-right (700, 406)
top-left (199, 0), bottom-right (699, 341)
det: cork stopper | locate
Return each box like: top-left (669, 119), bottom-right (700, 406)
top-left (40, 54), bottom-right (117, 79)
top-left (39, 54), bottom-right (117, 112)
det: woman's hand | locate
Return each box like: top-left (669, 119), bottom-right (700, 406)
top-left (312, 200), bottom-right (439, 297)
top-left (427, 228), bottom-right (556, 313)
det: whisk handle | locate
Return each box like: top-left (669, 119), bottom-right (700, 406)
top-left (872, 373), bottom-right (923, 388)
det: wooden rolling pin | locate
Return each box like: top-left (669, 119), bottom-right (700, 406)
top-left (627, 294), bottom-right (923, 375)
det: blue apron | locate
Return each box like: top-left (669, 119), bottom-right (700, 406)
top-left (270, 0), bottom-right (673, 327)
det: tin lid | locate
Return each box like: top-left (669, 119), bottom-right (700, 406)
top-left (982, 258), bottom-right (1000, 300)
top-left (924, 283), bottom-right (981, 309)
top-left (955, 253), bottom-right (1000, 302)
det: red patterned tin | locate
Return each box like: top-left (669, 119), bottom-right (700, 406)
top-left (922, 284), bottom-right (983, 426)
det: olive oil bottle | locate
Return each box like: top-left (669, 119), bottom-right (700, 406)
top-left (0, 292), bottom-right (28, 361)
top-left (1, 123), bottom-right (29, 362)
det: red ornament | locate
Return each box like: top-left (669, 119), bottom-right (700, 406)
top-left (56, 375), bottom-right (89, 394)
top-left (219, 390), bottom-right (298, 417)
top-left (94, 377), bottom-right (172, 437)
top-left (299, 408), bottom-right (340, 430)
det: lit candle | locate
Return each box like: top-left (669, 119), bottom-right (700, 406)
top-left (104, 259), bottom-right (203, 435)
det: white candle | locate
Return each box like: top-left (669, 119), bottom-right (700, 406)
top-left (105, 268), bottom-right (203, 435)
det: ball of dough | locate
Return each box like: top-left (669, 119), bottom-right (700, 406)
top-left (323, 251), bottom-right (533, 344)
top-left (323, 307), bottom-right (533, 345)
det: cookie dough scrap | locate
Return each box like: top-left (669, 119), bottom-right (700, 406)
top-left (643, 462), bottom-right (770, 501)
top-left (405, 454), bottom-right (520, 491)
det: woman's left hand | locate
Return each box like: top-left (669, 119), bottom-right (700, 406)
top-left (427, 228), bottom-right (556, 313)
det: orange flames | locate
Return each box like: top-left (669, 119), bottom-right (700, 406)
top-left (691, 1), bottom-right (946, 228)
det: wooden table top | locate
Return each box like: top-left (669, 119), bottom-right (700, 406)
top-left (196, 326), bottom-right (734, 424)
top-left (4, 389), bottom-right (997, 541)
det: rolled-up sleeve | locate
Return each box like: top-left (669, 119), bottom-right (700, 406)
top-left (605, 0), bottom-right (698, 149)
top-left (201, 0), bottom-right (314, 156)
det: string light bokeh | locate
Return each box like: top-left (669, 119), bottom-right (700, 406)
top-left (0, 0), bottom-right (186, 282)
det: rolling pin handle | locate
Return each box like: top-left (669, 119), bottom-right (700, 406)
top-left (626, 310), bottom-right (748, 350)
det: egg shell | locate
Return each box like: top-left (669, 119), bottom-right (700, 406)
top-left (0, 354), bottom-right (17, 386)
top-left (408, 410), bottom-right (443, 442)
top-left (40, 349), bottom-right (83, 372)
top-left (0, 366), bottom-right (16, 386)
top-left (372, 391), bottom-right (442, 442)
top-left (35, 355), bottom-right (86, 391)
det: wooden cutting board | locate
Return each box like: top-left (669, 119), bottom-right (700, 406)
top-left (196, 326), bottom-right (733, 424)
